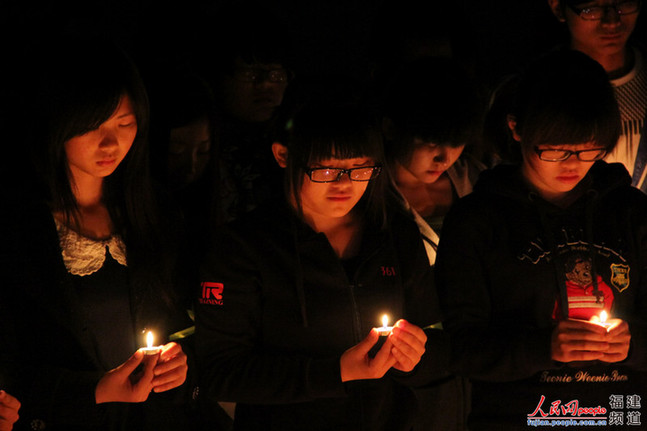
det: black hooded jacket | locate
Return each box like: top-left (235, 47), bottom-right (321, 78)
top-left (195, 200), bottom-right (450, 431)
top-left (436, 161), bottom-right (647, 430)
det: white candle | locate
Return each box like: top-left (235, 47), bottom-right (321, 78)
top-left (141, 331), bottom-right (161, 355)
top-left (376, 314), bottom-right (394, 336)
top-left (592, 311), bottom-right (620, 332)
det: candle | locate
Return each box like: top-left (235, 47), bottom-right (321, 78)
top-left (376, 314), bottom-right (394, 336)
top-left (591, 311), bottom-right (620, 332)
top-left (598, 311), bottom-right (611, 329)
top-left (141, 331), bottom-right (161, 355)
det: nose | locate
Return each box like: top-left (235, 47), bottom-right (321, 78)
top-left (561, 153), bottom-right (582, 168)
top-left (176, 151), bottom-right (198, 179)
top-left (601, 6), bottom-right (621, 24)
top-left (334, 170), bottom-right (353, 185)
top-left (433, 148), bottom-right (449, 164)
top-left (189, 150), bottom-right (200, 176)
top-left (98, 130), bottom-right (119, 150)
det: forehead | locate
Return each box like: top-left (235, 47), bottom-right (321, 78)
top-left (536, 141), bottom-right (599, 149)
top-left (565, 0), bottom-right (629, 5)
top-left (233, 57), bottom-right (283, 71)
top-left (311, 156), bottom-right (373, 167)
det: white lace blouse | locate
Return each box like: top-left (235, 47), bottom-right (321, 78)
top-left (54, 217), bottom-right (128, 276)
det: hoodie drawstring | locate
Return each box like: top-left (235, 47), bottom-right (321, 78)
top-left (292, 226), bottom-right (309, 328)
top-left (584, 189), bottom-right (603, 304)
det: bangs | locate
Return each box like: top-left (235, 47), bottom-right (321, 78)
top-left (288, 103), bottom-right (384, 168)
top-left (304, 130), bottom-right (383, 165)
top-left (60, 91), bottom-right (123, 140)
top-left (44, 36), bottom-right (147, 143)
top-left (514, 50), bottom-right (621, 152)
top-left (521, 100), bottom-right (620, 151)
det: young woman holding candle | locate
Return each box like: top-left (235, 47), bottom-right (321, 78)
top-left (0, 35), bottom-right (196, 430)
top-left (435, 50), bottom-right (647, 430)
top-left (195, 99), bottom-right (451, 430)
top-left (380, 56), bottom-right (487, 431)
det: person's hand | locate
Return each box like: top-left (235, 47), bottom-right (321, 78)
top-left (151, 342), bottom-right (188, 393)
top-left (599, 320), bottom-right (631, 363)
top-left (95, 349), bottom-right (156, 404)
top-left (551, 319), bottom-right (609, 362)
top-left (0, 390), bottom-right (20, 431)
top-left (340, 328), bottom-right (397, 382)
top-left (389, 319), bottom-right (427, 373)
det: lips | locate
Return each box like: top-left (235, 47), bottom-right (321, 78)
top-left (327, 195), bottom-right (352, 201)
top-left (97, 159), bottom-right (116, 167)
top-left (556, 174), bottom-right (580, 183)
top-left (600, 33), bottom-right (623, 42)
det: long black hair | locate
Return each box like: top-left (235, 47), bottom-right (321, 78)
top-left (32, 34), bottom-right (179, 313)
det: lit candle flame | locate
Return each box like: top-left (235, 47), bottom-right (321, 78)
top-left (382, 314), bottom-right (389, 328)
top-left (146, 331), bottom-right (154, 349)
top-left (600, 311), bottom-right (608, 324)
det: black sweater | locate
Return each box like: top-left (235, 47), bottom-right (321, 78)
top-left (0, 193), bottom-right (200, 431)
top-left (195, 201), bottom-right (450, 431)
top-left (436, 161), bottom-right (647, 430)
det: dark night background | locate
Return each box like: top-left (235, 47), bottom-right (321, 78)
top-left (0, 1), bottom-right (570, 89)
top-left (2, 1), bottom-right (645, 96)
top-left (0, 0), bottom-right (645, 171)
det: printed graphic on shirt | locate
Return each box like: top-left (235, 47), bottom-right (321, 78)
top-left (562, 254), bottom-right (614, 320)
top-left (610, 264), bottom-right (630, 293)
top-left (200, 281), bottom-right (224, 305)
top-left (517, 230), bottom-right (628, 321)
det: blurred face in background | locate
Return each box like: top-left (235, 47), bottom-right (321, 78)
top-left (221, 56), bottom-right (289, 123)
top-left (167, 115), bottom-right (212, 189)
top-left (550, 0), bottom-right (640, 68)
top-left (400, 138), bottom-right (465, 184)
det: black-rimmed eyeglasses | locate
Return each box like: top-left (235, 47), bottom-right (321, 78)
top-left (304, 166), bottom-right (382, 183)
top-left (566, 0), bottom-right (641, 20)
top-left (234, 68), bottom-right (292, 83)
top-left (534, 147), bottom-right (608, 162)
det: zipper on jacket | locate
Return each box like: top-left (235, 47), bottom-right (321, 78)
top-left (348, 283), bottom-right (363, 343)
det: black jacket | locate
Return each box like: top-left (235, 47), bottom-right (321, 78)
top-left (436, 162), bottom-right (647, 430)
top-left (195, 201), bottom-right (450, 431)
top-left (0, 192), bottom-right (201, 431)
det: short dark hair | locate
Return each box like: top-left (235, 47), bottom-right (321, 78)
top-left (381, 56), bottom-right (484, 163)
top-left (511, 49), bottom-right (621, 153)
top-left (210, 1), bottom-right (294, 73)
top-left (282, 101), bottom-right (390, 228)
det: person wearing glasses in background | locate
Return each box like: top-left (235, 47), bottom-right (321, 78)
top-left (194, 1), bottom-right (295, 223)
top-left (195, 101), bottom-right (452, 430)
top-left (435, 50), bottom-right (647, 430)
top-left (548, 0), bottom-right (647, 191)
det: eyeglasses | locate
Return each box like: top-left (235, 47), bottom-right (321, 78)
top-left (234, 68), bottom-right (291, 83)
top-left (304, 166), bottom-right (382, 183)
top-left (566, 0), bottom-right (641, 20)
top-left (534, 147), bottom-right (607, 162)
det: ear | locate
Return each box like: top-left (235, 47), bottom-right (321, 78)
top-left (271, 142), bottom-right (288, 168)
top-left (506, 114), bottom-right (522, 142)
top-left (547, 0), bottom-right (566, 22)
